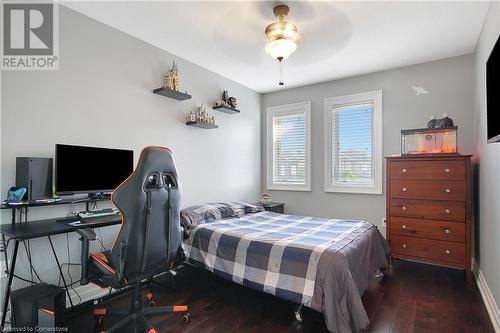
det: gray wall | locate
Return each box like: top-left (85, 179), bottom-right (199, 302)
top-left (0, 7), bottom-right (261, 287)
top-left (473, 1), bottom-right (500, 312)
top-left (261, 55), bottom-right (474, 234)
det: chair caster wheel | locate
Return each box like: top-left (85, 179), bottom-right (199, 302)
top-left (294, 311), bottom-right (303, 322)
top-left (181, 313), bottom-right (190, 324)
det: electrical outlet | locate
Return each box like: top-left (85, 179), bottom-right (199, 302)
top-left (381, 218), bottom-right (387, 227)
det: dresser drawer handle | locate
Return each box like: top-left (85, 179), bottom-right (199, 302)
top-left (402, 244), bottom-right (407, 249)
top-left (402, 224), bottom-right (407, 229)
top-left (444, 168), bottom-right (450, 173)
top-left (444, 229), bottom-right (451, 234)
top-left (445, 249), bottom-right (451, 255)
top-left (445, 188), bottom-right (451, 193)
top-left (445, 209), bottom-right (450, 214)
top-left (402, 206), bottom-right (407, 211)
top-left (402, 187), bottom-right (407, 192)
top-left (402, 168), bottom-right (407, 173)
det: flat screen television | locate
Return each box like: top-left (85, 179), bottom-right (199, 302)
top-left (55, 144), bottom-right (134, 195)
top-left (487, 34), bottom-right (500, 143)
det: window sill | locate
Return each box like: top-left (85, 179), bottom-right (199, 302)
top-left (267, 184), bottom-right (311, 192)
top-left (324, 185), bottom-right (382, 195)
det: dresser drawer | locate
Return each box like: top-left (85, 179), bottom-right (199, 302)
top-left (391, 235), bottom-right (465, 265)
top-left (390, 198), bottom-right (465, 222)
top-left (390, 217), bottom-right (465, 242)
top-left (390, 160), bottom-right (465, 180)
top-left (390, 180), bottom-right (466, 201)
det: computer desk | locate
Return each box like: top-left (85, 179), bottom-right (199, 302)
top-left (0, 215), bottom-right (121, 330)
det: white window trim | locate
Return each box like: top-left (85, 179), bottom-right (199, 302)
top-left (267, 101), bottom-right (311, 191)
top-left (324, 91), bottom-right (383, 195)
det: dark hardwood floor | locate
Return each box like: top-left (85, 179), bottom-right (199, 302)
top-left (66, 260), bottom-right (494, 333)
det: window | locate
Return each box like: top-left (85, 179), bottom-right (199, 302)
top-left (267, 101), bottom-right (311, 191)
top-left (324, 91), bottom-right (382, 194)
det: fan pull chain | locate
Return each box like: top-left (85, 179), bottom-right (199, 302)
top-left (278, 58), bottom-right (284, 86)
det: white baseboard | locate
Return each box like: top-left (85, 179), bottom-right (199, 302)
top-left (473, 260), bottom-right (500, 333)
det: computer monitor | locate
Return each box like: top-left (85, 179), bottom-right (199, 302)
top-left (55, 144), bottom-right (134, 196)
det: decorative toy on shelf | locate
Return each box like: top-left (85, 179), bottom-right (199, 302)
top-left (164, 60), bottom-right (179, 92)
top-left (187, 103), bottom-right (217, 126)
top-left (214, 90), bottom-right (238, 109)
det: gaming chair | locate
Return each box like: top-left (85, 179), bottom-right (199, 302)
top-left (80, 146), bottom-right (188, 333)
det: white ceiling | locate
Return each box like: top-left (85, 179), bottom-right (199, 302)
top-left (61, 1), bottom-right (490, 93)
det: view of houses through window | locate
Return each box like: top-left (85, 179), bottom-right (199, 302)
top-left (331, 104), bottom-right (374, 185)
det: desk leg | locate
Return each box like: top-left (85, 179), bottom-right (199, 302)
top-left (1, 235), bottom-right (8, 274)
top-left (47, 236), bottom-right (74, 308)
top-left (1, 240), bottom-right (19, 331)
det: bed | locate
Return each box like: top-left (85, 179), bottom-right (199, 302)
top-left (181, 203), bottom-right (389, 333)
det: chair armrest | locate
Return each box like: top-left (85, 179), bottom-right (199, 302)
top-left (76, 228), bottom-right (96, 240)
top-left (77, 228), bottom-right (96, 285)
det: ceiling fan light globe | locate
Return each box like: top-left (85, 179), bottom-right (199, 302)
top-left (265, 39), bottom-right (297, 61)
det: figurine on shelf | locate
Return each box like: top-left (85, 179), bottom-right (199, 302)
top-left (164, 60), bottom-right (179, 91)
top-left (227, 96), bottom-right (238, 109)
top-left (192, 102), bottom-right (216, 125)
top-left (187, 109), bottom-right (196, 122)
top-left (213, 90), bottom-right (238, 109)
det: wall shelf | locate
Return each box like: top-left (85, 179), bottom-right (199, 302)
top-left (213, 106), bottom-right (240, 114)
top-left (186, 121), bottom-right (218, 129)
top-left (153, 87), bottom-right (191, 101)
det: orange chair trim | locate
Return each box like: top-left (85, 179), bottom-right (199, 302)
top-left (94, 309), bottom-right (107, 316)
top-left (90, 253), bottom-right (116, 274)
top-left (173, 305), bottom-right (188, 312)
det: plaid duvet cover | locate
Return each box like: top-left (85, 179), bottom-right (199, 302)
top-left (184, 211), bottom-right (366, 307)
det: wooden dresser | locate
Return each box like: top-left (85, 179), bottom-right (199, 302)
top-left (386, 155), bottom-right (472, 280)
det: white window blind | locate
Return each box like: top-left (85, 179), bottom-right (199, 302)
top-left (324, 91), bottom-right (382, 194)
top-left (332, 104), bottom-right (374, 185)
top-left (267, 102), bottom-right (311, 191)
top-left (273, 112), bottom-right (306, 185)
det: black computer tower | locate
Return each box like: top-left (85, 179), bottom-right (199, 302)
top-left (10, 284), bottom-right (65, 330)
top-left (15, 157), bottom-right (53, 201)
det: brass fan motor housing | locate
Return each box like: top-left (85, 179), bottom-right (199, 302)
top-left (265, 5), bottom-right (298, 41)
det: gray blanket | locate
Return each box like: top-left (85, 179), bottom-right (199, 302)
top-left (184, 211), bottom-right (389, 332)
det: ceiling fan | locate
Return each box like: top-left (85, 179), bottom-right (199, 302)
top-left (264, 4), bottom-right (299, 86)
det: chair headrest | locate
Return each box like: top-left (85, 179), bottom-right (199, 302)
top-left (113, 146), bottom-right (179, 199)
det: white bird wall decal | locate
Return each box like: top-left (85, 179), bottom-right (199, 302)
top-left (412, 86), bottom-right (429, 96)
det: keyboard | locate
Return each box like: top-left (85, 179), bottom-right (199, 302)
top-left (77, 208), bottom-right (119, 220)
top-left (57, 208), bottom-right (121, 227)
